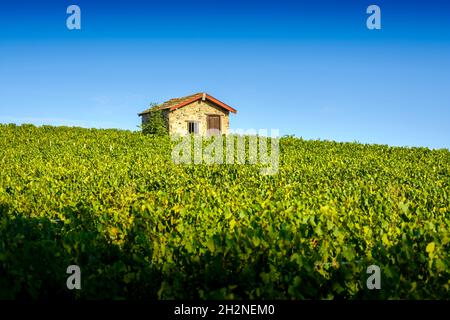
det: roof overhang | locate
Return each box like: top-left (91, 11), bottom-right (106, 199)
top-left (139, 93), bottom-right (237, 116)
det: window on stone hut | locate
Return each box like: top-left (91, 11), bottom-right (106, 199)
top-left (187, 121), bottom-right (199, 134)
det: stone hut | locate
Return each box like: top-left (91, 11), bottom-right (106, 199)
top-left (139, 93), bottom-right (237, 135)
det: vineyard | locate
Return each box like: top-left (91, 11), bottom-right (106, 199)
top-left (0, 123), bottom-right (449, 299)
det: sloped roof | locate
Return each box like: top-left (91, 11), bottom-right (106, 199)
top-left (138, 92), bottom-right (237, 116)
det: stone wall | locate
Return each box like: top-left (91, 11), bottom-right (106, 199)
top-left (168, 100), bottom-right (230, 135)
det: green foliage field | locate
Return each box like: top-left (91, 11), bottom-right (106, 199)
top-left (0, 124), bottom-right (449, 299)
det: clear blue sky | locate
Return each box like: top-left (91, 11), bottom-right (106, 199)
top-left (0, 0), bottom-right (449, 149)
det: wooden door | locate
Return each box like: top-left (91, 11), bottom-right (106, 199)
top-left (207, 115), bottom-right (221, 135)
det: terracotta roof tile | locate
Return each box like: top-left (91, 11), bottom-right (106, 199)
top-left (139, 93), bottom-right (202, 115)
top-left (139, 92), bottom-right (237, 115)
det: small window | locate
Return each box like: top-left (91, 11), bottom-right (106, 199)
top-left (188, 121), bottom-right (199, 134)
